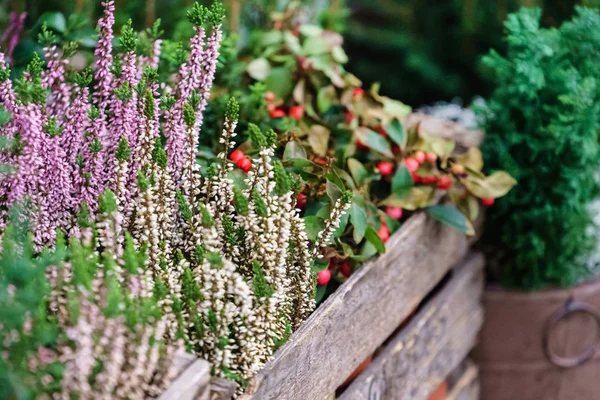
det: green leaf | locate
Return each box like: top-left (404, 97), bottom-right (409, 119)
top-left (311, 259), bottom-right (329, 273)
top-left (425, 205), bottom-right (474, 235)
top-left (383, 213), bottom-right (401, 233)
top-left (364, 226), bottom-right (386, 254)
top-left (283, 141), bottom-right (307, 161)
top-left (265, 67), bottom-right (293, 100)
top-left (308, 125), bottom-right (330, 156)
top-left (38, 12), bottom-right (66, 33)
top-left (315, 284), bottom-right (327, 303)
top-left (0, 106), bottom-right (11, 126)
top-left (391, 165), bottom-right (413, 196)
top-left (247, 58), bottom-right (271, 81)
top-left (326, 179), bottom-right (343, 203)
top-left (385, 118), bottom-right (407, 149)
top-left (317, 85), bottom-right (337, 114)
top-left (358, 241), bottom-right (377, 259)
top-left (381, 187), bottom-right (432, 210)
top-left (456, 147), bottom-right (484, 171)
top-left (303, 36), bottom-right (329, 55)
top-left (347, 158), bottom-right (368, 186)
top-left (350, 202), bottom-right (368, 243)
top-left (304, 216), bottom-right (324, 242)
top-left (331, 46), bottom-right (348, 63)
top-left (333, 211), bottom-right (350, 238)
top-left (464, 171), bottom-right (517, 199)
top-left (261, 30), bottom-right (283, 46)
top-left (299, 24), bottom-right (323, 36)
top-left (355, 127), bottom-right (393, 157)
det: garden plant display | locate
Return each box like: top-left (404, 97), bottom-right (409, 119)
top-left (204, 3), bottom-right (516, 296)
top-left (0, 1), bottom-right (351, 397)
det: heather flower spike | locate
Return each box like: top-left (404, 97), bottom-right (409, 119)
top-left (0, 1), bottom-right (350, 397)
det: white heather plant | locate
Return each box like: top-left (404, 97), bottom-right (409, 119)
top-left (0, 0), bottom-right (351, 394)
top-left (0, 196), bottom-right (180, 400)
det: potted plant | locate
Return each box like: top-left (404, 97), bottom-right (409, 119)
top-left (474, 7), bottom-right (600, 399)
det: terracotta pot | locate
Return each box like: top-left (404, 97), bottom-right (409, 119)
top-left (472, 278), bottom-right (600, 400)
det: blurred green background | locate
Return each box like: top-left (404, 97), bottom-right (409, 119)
top-left (1, 0), bottom-right (598, 106)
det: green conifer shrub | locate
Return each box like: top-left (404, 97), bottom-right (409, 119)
top-left (481, 7), bottom-right (600, 289)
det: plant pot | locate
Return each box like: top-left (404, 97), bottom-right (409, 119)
top-left (472, 278), bottom-right (600, 400)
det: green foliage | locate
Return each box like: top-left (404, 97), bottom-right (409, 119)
top-left (481, 7), bottom-right (600, 289)
top-left (176, 190), bottom-right (193, 222)
top-left (15, 53), bottom-right (46, 105)
top-left (183, 101), bottom-right (196, 127)
top-left (115, 136), bottom-right (131, 161)
top-left (233, 186), bottom-right (249, 215)
top-left (119, 19), bottom-right (137, 52)
top-left (74, 67), bottom-right (92, 87)
top-left (252, 260), bottom-right (275, 300)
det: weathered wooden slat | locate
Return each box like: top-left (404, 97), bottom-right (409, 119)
top-left (447, 361), bottom-right (480, 400)
top-left (158, 358), bottom-right (211, 400)
top-left (172, 350), bottom-right (197, 376)
top-left (210, 377), bottom-right (238, 400)
top-left (338, 252), bottom-right (484, 400)
top-left (240, 214), bottom-right (470, 400)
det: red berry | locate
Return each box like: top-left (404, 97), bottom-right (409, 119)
top-left (317, 269), bottom-right (331, 285)
top-left (340, 262), bottom-right (352, 278)
top-left (237, 157), bottom-right (252, 173)
top-left (386, 206), bottom-right (403, 220)
top-left (328, 261), bottom-right (336, 270)
top-left (404, 157), bottom-right (419, 173)
top-left (426, 152), bottom-right (437, 163)
top-left (377, 161), bottom-right (394, 176)
top-left (412, 173), bottom-right (421, 184)
top-left (482, 197), bottom-right (495, 206)
top-left (267, 103), bottom-right (276, 113)
top-left (415, 151), bottom-right (426, 164)
top-left (230, 149), bottom-right (245, 163)
top-left (353, 87), bottom-right (364, 98)
top-left (420, 176), bottom-right (437, 185)
top-left (437, 175), bottom-right (452, 190)
top-left (356, 140), bottom-right (369, 150)
top-left (392, 144), bottom-right (401, 155)
top-left (265, 91), bottom-right (276, 102)
top-left (378, 224), bottom-right (390, 242)
top-left (297, 193), bottom-right (307, 209)
top-left (345, 112), bottom-right (354, 125)
top-left (289, 105), bottom-right (304, 120)
top-left (270, 109), bottom-right (286, 118)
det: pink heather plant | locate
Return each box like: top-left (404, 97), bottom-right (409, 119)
top-left (0, 1), bottom-right (350, 393)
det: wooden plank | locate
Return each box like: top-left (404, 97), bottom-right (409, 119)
top-left (172, 350), bottom-right (197, 375)
top-left (338, 252), bottom-right (484, 400)
top-left (447, 362), bottom-right (480, 400)
top-left (158, 358), bottom-right (211, 400)
top-left (240, 213), bottom-right (470, 400)
top-left (210, 377), bottom-right (238, 400)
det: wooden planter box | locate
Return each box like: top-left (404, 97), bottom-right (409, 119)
top-left (160, 114), bottom-right (486, 400)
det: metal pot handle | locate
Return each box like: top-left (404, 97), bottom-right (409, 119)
top-left (543, 297), bottom-right (600, 368)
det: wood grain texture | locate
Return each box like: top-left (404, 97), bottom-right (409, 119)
top-left (240, 213), bottom-right (470, 400)
top-left (158, 358), bottom-right (211, 400)
top-left (338, 252), bottom-right (484, 400)
top-left (447, 362), bottom-right (480, 400)
top-left (210, 377), bottom-right (238, 400)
